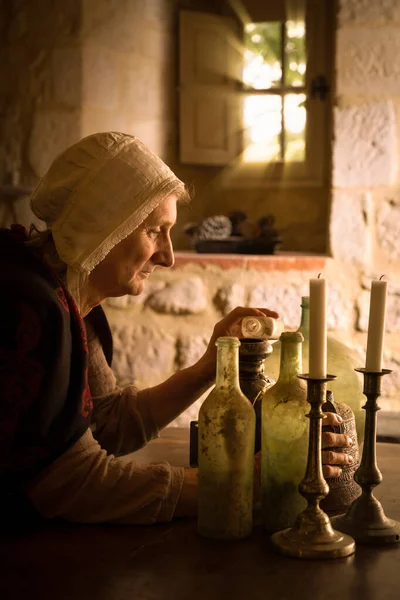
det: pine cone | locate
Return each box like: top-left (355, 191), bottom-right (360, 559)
top-left (197, 215), bottom-right (232, 240)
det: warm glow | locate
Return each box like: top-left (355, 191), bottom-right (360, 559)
top-left (243, 20), bottom-right (306, 163)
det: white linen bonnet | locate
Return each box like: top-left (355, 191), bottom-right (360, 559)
top-left (30, 132), bottom-right (186, 310)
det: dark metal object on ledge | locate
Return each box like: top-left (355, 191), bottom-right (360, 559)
top-left (194, 235), bottom-right (281, 255)
top-left (271, 374), bottom-right (356, 560)
top-left (187, 212), bottom-right (282, 255)
top-left (332, 368), bottom-right (400, 545)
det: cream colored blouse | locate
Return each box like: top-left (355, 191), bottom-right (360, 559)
top-left (25, 321), bottom-right (184, 524)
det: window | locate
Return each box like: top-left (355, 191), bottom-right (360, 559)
top-left (243, 20), bottom-right (307, 163)
top-left (179, 0), bottom-right (333, 186)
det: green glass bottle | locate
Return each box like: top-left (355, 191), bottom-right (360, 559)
top-left (261, 331), bottom-right (308, 533)
top-left (265, 297), bottom-right (365, 443)
top-left (198, 337), bottom-right (255, 540)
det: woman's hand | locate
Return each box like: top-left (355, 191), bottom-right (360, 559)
top-left (196, 306), bottom-right (280, 384)
top-left (253, 411), bottom-right (353, 501)
top-left (322, 412), bottom-right (354, 478)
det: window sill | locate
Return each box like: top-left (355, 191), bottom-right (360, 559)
top-left (173, 251), bottom-right (330, 271)
top-left (217, 163), bottom-right (325, 189)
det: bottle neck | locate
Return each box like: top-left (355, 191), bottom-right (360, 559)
top-left (216, 345), bottom-right (240, 388)
top-left (297, 303), bottom-right (309, 342)
top-left (277, 340), bottom-right (303, 383)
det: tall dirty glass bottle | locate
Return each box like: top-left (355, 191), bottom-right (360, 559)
top-left (261, 331), bottom-right (308, 533)
top-left (198, 336), bottom-right (256, 540)
top-left (264, 297), bottom-right (365, 443)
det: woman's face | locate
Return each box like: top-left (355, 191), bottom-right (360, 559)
top-left (89, 194), bottom-right (177, 298)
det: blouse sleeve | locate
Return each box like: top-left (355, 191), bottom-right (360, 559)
top-left (86, 321), bottom-right (160, 456)
top-left (25, 428), bottom-right (184, 524)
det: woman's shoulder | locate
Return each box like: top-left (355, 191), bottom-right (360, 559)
top-left (0, 227), bottom-right (67, 315)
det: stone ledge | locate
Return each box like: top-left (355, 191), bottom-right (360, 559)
top-left (173, 252), bottom-right (330, 272)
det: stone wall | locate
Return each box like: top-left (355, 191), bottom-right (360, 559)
top-left (0, 0), bottom-right (399, 426)
top-left (329, 0), bottom-right (400, 406)
top-left (79, 0), bottom-right (178, 158)
top-left (0, 0), bottom-right (82, 228)
top-left (103, 0), bottom-right (400, 423)
top-left (103, 245), bottom-right (399, 426)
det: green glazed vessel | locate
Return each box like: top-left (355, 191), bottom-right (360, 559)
top-left (265, 296), bottom-right (365, 444)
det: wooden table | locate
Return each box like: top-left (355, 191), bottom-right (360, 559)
top-left (1, 429), bottom-right (399, 600)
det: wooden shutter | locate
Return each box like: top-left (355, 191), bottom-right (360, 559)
top-left (179, 11), bottom-right (242, 165)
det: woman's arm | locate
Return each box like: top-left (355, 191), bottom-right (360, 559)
top-left (137, 306), bottom-right (279, 430)
top-left (89, 306), bottom-right (278, 451)
top-left (26, 428), bottom-right (185, 524)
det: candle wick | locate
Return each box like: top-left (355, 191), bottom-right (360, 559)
top-left (317, 273), bottom-right (322, 279)
top-left (379, 274), bottom-right (385, 281)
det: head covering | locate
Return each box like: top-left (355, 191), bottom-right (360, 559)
top-left (30, 132), bottom-right (186, 310)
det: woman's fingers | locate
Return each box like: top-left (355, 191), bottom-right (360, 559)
top-left (256, 307), bottom-right (280, 319)
top-left (321, 417), bottom-right (355, 478)
top-left (323, 465), bottom-right (343, 478)
top-left (322, 431), bottom-right (353, 449)
top-left (322, 450), bottom-right (354, 466)
top-left (323, 412), bottom-right (344, 427)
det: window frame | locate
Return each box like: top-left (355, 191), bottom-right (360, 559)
top-left (229, 0), bottom-right (333, 188)
top-left (178, 0), bottom-right (333, 188)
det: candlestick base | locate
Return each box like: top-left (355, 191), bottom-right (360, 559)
top-left (332, 368), bottom-right (400, 545)
top-left (331, 507), bottom-right (400, 545)
top-left (271, 375), bottom-right (355, 560)
top-left (271, 512), bottom-right (355, 559)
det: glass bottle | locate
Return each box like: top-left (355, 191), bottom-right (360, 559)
top-left (264, 297), bottom-right (365, 444)
top-left (261, 331), bottom-right (309, 533)
top-left (198, 336), bottom-right (256, 540)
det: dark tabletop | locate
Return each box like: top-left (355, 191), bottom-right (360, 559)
top-left (1, 429), bottom-right (399, 600)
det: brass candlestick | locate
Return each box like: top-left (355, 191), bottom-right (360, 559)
top-left (332, 368), bottom-right (400, 544)
top-left (271, 374), bottom-right (356, 559)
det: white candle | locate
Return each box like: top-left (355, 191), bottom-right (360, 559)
top-left (365, 279), bottom-right (387, 372)
top-left (309, 277), bottom-right (327, 378)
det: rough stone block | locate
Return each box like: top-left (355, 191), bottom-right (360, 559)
top-left (106, 296), bottom-right (129, 309)
top-left (105, 281), bottom-right (166, 309)
top-left (327, 283), bottom-right (353, 331)
top-left (329, 191), bottom-right (371, 265)
top-left (357, 289), bottom-right (400, 332)
top-left (381, 354), bottom-right (400, 399)
top-left (83, 45), bottom-right (118, 110)
top-left (120, 60), bottom-right (162, 119)
top-left (339, 0), bottom-right (400, 25)
top-left (111, 324), bottom-right (175, 386)
top-left (213, 283), bottom-right (247, 316)
top-left (29, 109), bottom-right (81, 177)
top-left (248, 283), bottom-right (302, 329)
top-left (333, 103), bottom-right (397, 187)
top-left (146, 276), bottom-right (207, 314)
top-left (80, 107), bottom-right (129, 140)
top-left (82, 0), bottom-right (143, 53)
top-left (52, 47), bottom-right (82, 107)
top-left (176, 335), bottom-right (209, 370)
top-left (377, 197), bottom-right (400, 260)
top-left (141, 29), bottom-right (174, 64)
top-left (143, 0), bottom-right (175, 27)
top-left (337, 28), bottom-right (400, 95)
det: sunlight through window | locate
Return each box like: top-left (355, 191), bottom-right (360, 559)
top-left (243, 20), bottom-right (306, 163)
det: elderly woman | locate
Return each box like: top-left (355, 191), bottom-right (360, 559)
top-left (0, 132), bottom-right (351, 525)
